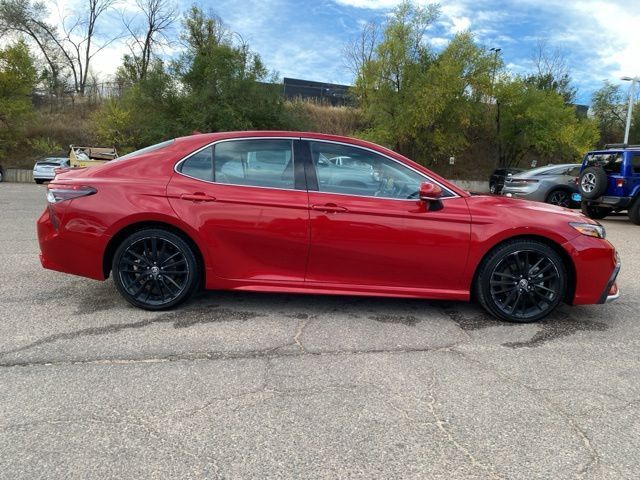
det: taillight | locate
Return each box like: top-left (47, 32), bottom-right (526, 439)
top-left (616, 178), bottom-right (625, 188)
top-left (47, 184), bottom-right (96, 203)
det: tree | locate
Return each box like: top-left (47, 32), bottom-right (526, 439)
top-left (60, 0), bottom-right (120, 95)
top-left (591, 81), bottom-right (627, 144)
top-left (0, 0), bottom-right (66, 92)
top-left (523, 40), bottom-right (576, 104)
top-left (0, 0), bottom-right (120, 95)
top-left (175, 5), bottom-right (286, 132)
top-left (496, 78), bottom-right (598, 166)
top-left (120, 0), bottom-right (177, 82)
top-left (353, 1), bottom-right (440, 155)
top-left (0, 40), bottom-right (37, 159)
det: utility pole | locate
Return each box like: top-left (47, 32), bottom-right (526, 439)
top-left (621, 76), bottom-right (639, 144)
top-left (490, 47), bottom-right (502, 167)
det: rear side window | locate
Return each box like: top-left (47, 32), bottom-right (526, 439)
top-left (214, 140), bottom-right (294, 189)
top-left (584, 153), bottom-right (623, 174)
top-left (633, 154), bottom-right (640, 174)
top-left (180, 146), bottom-right (213, 181)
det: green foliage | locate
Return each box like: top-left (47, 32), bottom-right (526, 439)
top-left (175, 5), bottom-right (287, 132)
top-left (95, 6), bottom-right (289, 150)
top-left (496, 78), bottom-right (598, 166)
top-left (94, 60), bottom-right (183, 149)
top-left (28, 136), bottom-right (62, 155)
top-left (0, 39), bottom-right (37, 160)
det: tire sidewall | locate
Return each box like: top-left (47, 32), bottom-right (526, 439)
top-left (476, 240), bottom-right (567, 323)
top-left (112, 228), bottom-right (199, 310)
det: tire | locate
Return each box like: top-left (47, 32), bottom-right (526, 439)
top-left (581, 201), bottom-right (611, 220)
top-left (35, 179), bottom-right (44, 184)
top-left (628, 198), bottom-right (640, 225)
top-left (475, 240), bottom-right (567, 323)
top-left (545, 189), bottom-right (571, 207)
top-left (579, 167), bottom-right (608, 199)
top-left (112, 228), bottom-right (200, 310)
top-left (489, 182), bottom-right (497, 194)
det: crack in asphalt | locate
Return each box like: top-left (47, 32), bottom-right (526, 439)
top-left (0, 305), bottom-right (264, 359)
top-left (439, 302), bottom-right (609, 349)
top-left (0, 343), bottom-right (464, 368)
top-left (448, 348), bottom-right (602, 478)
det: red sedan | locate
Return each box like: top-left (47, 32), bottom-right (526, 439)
top-left (37, 131), bottom-right (620, 322)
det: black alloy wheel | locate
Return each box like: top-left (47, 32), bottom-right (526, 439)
top-left (546, 190), bottom-right (571, 207)
top-left (476, 240), bottom-right (566, 322)
top-left (112, 228), bottom-right (199, 310)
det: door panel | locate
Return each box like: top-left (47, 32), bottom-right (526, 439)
top-left (305, 193), bottom-right (471, 291)
top-left (167, 139), bottom-right (310, 282)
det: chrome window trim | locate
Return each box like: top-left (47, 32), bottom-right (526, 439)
top-left (302, 138), bottom-right (459, 199)
top-left (174, 135), bottom-right (460, 200)
top-left (174, 137), bottom-right (301, 192)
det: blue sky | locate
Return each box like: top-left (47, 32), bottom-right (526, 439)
top-left (48, 0), bottom-right (640, 105)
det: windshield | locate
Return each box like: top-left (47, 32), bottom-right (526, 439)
top-left (115, 140), bottom-right (175, 161)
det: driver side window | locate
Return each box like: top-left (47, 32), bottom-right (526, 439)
top-left (310, 142), bottom-right (436, 200)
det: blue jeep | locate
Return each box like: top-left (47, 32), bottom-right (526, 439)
top-left (577, 145), bottom-right (640, 224)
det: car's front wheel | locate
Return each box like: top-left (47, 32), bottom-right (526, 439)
top-left (112, 228), bottom-right (200, 310)
top-left (475, 240), bottom-right (567, 322)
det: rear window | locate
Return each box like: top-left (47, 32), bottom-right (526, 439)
top-left (584, 153), bottom-right (623, 174)
top-left (116, 140), bottom-right (174, 161)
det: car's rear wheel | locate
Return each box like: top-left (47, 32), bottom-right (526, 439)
top-left (546, 189), bottom-right (571, 207)
top-left (35, 179), bottom-right (44, 184)
top-left (628, 198), bottom-right (640, 225)
top-left (581, 201), bottom-right (611, 220)
top-left (475, 240), bottom-right (567, 323)
top-left (112, 228), bottom-right (200, 310)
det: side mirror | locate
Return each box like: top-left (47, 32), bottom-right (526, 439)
top-left (418, 182), bottom-right (443, 202)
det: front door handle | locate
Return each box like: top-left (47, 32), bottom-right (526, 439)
top-left (311, 203), bottom-right (348, 213)
top-left (180, 192), bottom-right (216, 202)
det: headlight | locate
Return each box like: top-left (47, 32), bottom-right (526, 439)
top-left (569, 222), bottom-right (606, 239)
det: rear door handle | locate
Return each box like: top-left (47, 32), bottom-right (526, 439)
top-left (180, 193), bottom-right (216, 202)
top-left (311, 203), bottom-right (348, 213)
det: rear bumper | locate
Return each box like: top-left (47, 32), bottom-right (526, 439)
top-left (37, 206), bottom-right (108, 280)
top-left (33, 172), bottom-right (55, 180)
top-left (585, 196), bottom-right (632, 209)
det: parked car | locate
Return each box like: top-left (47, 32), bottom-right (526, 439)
top-left (577, 145), bottom-right (640, 224)
top-left (501, 164), bottom-right (582, 207)
top-left (32, 157), bottom-right (70, 184)
top-left (489, 167), bottom-right (524, 194)
top-left (38, 132), bottom-right (620, 323)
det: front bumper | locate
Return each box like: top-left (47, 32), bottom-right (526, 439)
top-left (598, 257), bottom-right (621, 304)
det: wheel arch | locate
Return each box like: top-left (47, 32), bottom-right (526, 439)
top-left (102, 220), bottom-right (206, 287)
top-left (470, 234), bottom-right (576, 304)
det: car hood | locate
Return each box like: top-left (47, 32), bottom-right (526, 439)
top-left (466, 194), bottom-right (595, 224)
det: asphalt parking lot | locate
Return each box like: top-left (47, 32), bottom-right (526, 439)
top-left (1, 182), bottom-right (639, 479)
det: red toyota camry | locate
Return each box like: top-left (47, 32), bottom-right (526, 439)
top-left (37, 131), bottom-right (620, 322)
